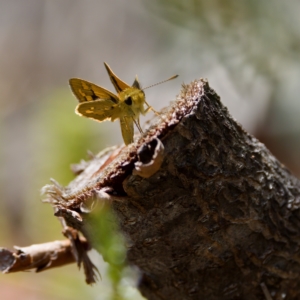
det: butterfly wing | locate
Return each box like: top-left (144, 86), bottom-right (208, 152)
top-left (70, 72), bottom-right (133, 144)
top-left (69, 78), bottom-right (119, 104)
top-left (120, 117), bottom-right (134, 145)
top-left (104, 62), bottom-right (130, 93)
top-left (76, 100), bottom-right (123, 122)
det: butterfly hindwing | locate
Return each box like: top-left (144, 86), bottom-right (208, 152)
top-left (76, 100), bottom-right (122, 122)
top-left (120, 117), bottom-right (134, 145)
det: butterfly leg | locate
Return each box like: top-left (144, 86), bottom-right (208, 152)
top-left (144, 100), bottom-right (167, 123)
top-left (144, 100), bottom-right (161, 116)
top-left (133, 118), bottom-right (143, 133)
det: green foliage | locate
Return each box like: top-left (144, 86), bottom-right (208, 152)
top-left (86, 204), bottom-right (127, 300)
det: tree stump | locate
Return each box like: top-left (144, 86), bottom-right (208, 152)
top-left (24, 79), bottom-right (300, 299)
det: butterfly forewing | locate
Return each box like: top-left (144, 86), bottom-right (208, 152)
top-left (104, 63), bottom-right (130, 93)
top-left (69, 78), bottom-right (119, 103)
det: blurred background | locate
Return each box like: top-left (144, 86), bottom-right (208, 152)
top-left (1, 0), bottom-right (300, 299)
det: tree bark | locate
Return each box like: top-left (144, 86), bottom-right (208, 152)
top-left (43, 79), bottom-right (300, 299)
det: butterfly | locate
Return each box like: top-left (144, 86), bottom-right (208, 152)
top-left (69, 63), bottom-right (178, 145)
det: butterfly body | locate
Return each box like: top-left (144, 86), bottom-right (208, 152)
top-left (118, 87), bottom-right (146, 117)
top-left (69, 63), bottom-right (177, 145)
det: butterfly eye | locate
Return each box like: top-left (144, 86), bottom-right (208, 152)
top-left (125, 96), bottom-right (132, 106)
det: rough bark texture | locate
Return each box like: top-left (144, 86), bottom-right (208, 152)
top-left (43, 79), bottom-right (300, 299)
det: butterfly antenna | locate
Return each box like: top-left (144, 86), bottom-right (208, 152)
top-left (142, 75), bottom-right (179, 91)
